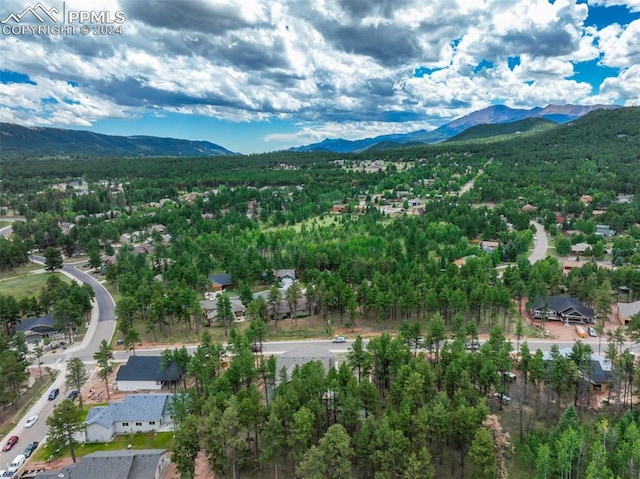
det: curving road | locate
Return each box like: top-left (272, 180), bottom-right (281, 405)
top-left (0, 223), bottom-right (115, 468)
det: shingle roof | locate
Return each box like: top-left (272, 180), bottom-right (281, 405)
top-left (34, 449), bottom-right (168, 479)
top-left (15, 313), bottom-right (56, 333)
top-left (115, 356), bottom-right (180, 382)
top-left (209, 273), bottom-right (233, 286)
top-left (618, 301), bottom-right (640, 319)
top-left (86, 394), bottom-right (173, 428)
top-left (276, 344), bottom-right (335, 384)
top-left (533, 296), bottom-right (594, 318)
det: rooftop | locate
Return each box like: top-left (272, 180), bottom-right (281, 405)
top-left (86, 394), bottom-right (173, 428)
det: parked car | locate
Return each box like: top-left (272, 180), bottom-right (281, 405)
top-left (493, 392), bottom-right (511, 404)
top-left (2, 436), bottom-right (18, 452)
top-left (588, 326), bottom-right (597, 337)
top-left (7, 455), bottom-right (26, 473)
top-left (332, 336), bottom-right (346, 343)
top-left (24, 415), bottom-right (38, 428)
top-left (465, 340), bottom-right (480, 351)
top-left (502, 372), bottom-right (517, 382)
top-left (575, 325), bottom-right (587, 338)
top-left (1, 470), bottom-right (16, 478)
top-left (67, 390), bottom-right (79, 401)
top-left (48, 388), bottom-right (59, 400)
top-left (251, 343), bottom-right (262, 353)
top-left (23, 441), bottom-right (38, 458)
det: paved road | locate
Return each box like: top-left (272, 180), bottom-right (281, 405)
top-left (529, 220), bottom-right (549, 264)
top-left (0, 222), bottom-right (115, 469)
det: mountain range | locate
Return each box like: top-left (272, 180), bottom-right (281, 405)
top-left (0, 103), bottom-right (619, 157)
top-left (290, 104), bottom-right (619, 153)
top-left (0, 123), bottom-right (235, 157)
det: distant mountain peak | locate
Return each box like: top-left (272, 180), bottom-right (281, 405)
top-left (290, 103), bottom-right (619, 153)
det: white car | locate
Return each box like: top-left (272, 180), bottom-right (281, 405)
top-left (24, 415), bottom-right (38, 428)
top-left (493, 392), bottom-right (511, 404)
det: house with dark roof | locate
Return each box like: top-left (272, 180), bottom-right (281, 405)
top-left (35, 449), bottom-right (170, 479)
top-left (542, 349), bottom-right (612, 393)
top-left (532, 296), bottom-right (595, 324)
top-left (209, 273), bottom-right (234, 291)
top-left (85, 394), bottom-right (174, 443)
top-left (15, 313), bottom-right (62, 344)
top-left (116, 356), bottom-right (181, 392)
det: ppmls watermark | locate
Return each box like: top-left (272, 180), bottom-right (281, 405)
top-left (1, 2), bottom-right (126, 36)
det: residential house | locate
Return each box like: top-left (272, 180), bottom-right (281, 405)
top-left (273, 269), bottom-right (296, 288)
top-left (115, 356), bottom-right (181, 392)
top-left (618, 301), bottom-right (640, 325)
top-left (542, 348), bottom-right (612, 393)
top-left (133, 243), bottom-right (155, 255)
top-left (209, 273), bottom-right (234, 292)
top-left (199, 297), bottom-right (245, 325)
top-left (580, 195), bottom-right (593, 205)
top-left (480, 240), bottom-right (500, 253)
top-left (58, 221), bottom-right (75, 235)
top-left (276, 344), bottom-right (337, 386)
top-left (15, 313), bottom-right (62, 344)
top-left (532, 296), bottom-right (595, 324)
top-left (521, 204), bottom-right (538, 213)
top-left (34, 449), bottom-right (170, 479)
top-left (331, 204), bottom-right (348, 213)
top-left (563, 260), bottom-right (584, 275)
top-left (407, 206), bottom-right (425, 216)
top-left (571, 242), bottom-right (590, 256)
top-left (596, 224), bottom-right (616, 238)
top-left (85, 394), bottom-right (174, 442)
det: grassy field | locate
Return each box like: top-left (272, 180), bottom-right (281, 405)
top-left (34, 431), bottom-right (174, 462)
top-left (0, 262), bottom-right (43, 281)
top-left (0, 271), bottom-right (69, 299)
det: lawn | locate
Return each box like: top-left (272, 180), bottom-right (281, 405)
top-left (34, 431), bottom-right (174, 461)
top-left (0, 271), bottom-right (69, 299)
top-left (0, 262), bottom-right (43, 281)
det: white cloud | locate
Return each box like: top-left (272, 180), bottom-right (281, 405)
top-left (0, 0), bottom-right (635, 148)
top-left (588, 0), bottom-right (640, 13)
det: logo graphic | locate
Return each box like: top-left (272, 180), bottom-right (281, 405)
top-left (2, 2), bottom-right (126, 36)
top-left (1, 2), bottom-right (59, 24)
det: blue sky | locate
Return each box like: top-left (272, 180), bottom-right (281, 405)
top-left (1, 0), bottom-right (639, 154)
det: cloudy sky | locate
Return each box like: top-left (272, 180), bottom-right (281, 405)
top-left (1, 0), bottom-right (639, 153)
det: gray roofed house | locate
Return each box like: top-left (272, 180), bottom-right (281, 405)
top-left (276, 344), bottom-right (337, 386)
top-left (595, 224), bottom-right (616, 238)
top-left (116, 356), bottom-right (181, 392)
top-left (35, 449), bottom-right (170, 479)
top-left (200, 297), bottom-right (245, 325)
top-left (85, 394), bottom-right (174, 442)
top-left (532, 296), bottom-right (595, 324)
top-left (618, 301), bottom-right (640, 324)
top-left (273, 269), bottom-right (296, 288)
top-left (15, 313), bottom-right (62, 344)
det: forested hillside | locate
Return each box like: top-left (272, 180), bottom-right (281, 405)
top-left (1, 106), bottom-right (640, 478)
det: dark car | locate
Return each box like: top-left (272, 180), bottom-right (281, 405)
top-left (23, 441), bottom-right (39, 458)
top-left (2, 436), bottom-right (18, 452)
top-left (67, 390), bottom-right (79, 401)
top-left (48, 388), bottom-right (59, 400)
top-left (251, 343), bottom-right (262, 353)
